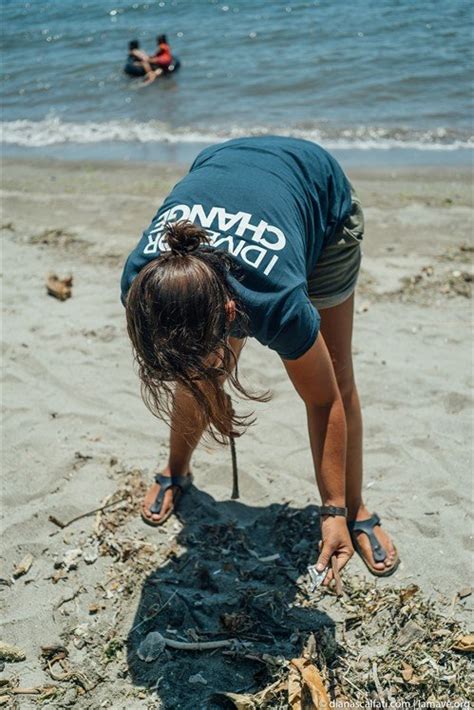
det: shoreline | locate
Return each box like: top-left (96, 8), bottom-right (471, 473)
top-left (3, 141), bottom-right (474, 170)
top-left (2, 156), bottom-right (472, 261)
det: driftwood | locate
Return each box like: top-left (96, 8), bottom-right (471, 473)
top-left (48, 495), bottom-right (129, 534)
top-left (46, 273), bottom-right (73, 301)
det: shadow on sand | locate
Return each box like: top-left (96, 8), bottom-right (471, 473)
top-left (126, 485), bottom-right (339, 709)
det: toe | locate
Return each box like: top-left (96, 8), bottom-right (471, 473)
top-left (143, 483), bottom-right (161, 519)
top-left (356, 533), bottom-right (384, 569)
top-left (353, 514), bottom-right (398, 574)
top-left (371, 525), bottom-right (397, 568)
top-left (356, 529), bottom-right (395, 570)
top-left (150, 489), bottom-right (174, 522)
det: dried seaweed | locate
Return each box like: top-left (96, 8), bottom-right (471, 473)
top-left (301, 577), bottom-right (473, 704)
top-left (44, 464), bottom-right (471, 707)
top-left (106, 468), bottom-right (471, 704)
top-left (395, 264), bottom-right (472, 301)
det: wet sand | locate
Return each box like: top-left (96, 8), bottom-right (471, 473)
top-left (1, 158), bottom-right (472, 707)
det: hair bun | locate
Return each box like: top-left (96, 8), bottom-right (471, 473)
top-left (165, 220), bottom-right (209, 255)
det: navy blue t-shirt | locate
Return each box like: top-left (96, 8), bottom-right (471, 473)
top-left (121, 136), bottom-right (351, 360)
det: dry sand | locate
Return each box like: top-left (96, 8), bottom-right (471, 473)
top-left (1, 158), bottom-right (472, 708)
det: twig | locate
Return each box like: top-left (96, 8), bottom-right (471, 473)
top-left (9, 688), bottom-right (41, 695)
top-left (47, 659), bottom-right (91, 690)
top-left (372, 661), bottom-right (384, 698)
top-left (48, 495), bottom-right (129, 534)
top-left (341, 672), bottom-right (362, 696)
top-left (230, 435), bottom-right (239, 499)
top-left (222, 651), bottom-right (268, 663)
top-left (226, 393), bottom-right (239, 499)
top-left (54, 589), bottom-right (80, 610)
top-left (449, 593), bottom-right (458, 617)
top-left (331, 557), bottom-right (343, 597)
top-left (129, 590), bottom-right (178, 634)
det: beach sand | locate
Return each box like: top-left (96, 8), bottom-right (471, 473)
top-left (1, 158), bottom-right (472, 707)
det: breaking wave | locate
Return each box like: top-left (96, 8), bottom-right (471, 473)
top-left (2, 117), bottom-right (473, 151)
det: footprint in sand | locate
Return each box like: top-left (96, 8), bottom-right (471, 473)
top-left (443, 391), bottom-right (472, 414)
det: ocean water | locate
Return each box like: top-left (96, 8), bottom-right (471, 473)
top-left (1, 0), bottom-right (473, 161)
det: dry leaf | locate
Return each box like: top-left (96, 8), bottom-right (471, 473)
top-left (210, 680), bottom-right (284, 709)
top-left (210, 693), bottom-right (255, 710)
top-left (401, 663), bottom-right (414, 682)
top-left (397, 620), bottom-right (425, 648)
top-left (259, 681), bottom-right (286, 704)
top-left (289, 657), bottom-right (330, 709)
top-left (288, 662), bottom-right (302, 708)
top-left (399, 585), bottom-right (419, 603)
top-left (13, 553), bottom-right (33, 579)
top-left (451, 634), bottom-right (474, 652)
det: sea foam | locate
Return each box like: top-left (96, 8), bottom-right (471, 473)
top-left (1, 117), bottom-right (472, 151)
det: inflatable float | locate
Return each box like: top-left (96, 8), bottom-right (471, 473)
top-left (124, 56), bottom-right (181, 78)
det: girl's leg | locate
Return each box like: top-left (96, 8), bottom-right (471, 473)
top-left (142, 68), bottom-right (163, 85)
top-left (319, 293), bottom-right (396, 571)
top-left (133, 55), bottom-right (161, 84)
top-left (142, 337), bottom-right (245, 522)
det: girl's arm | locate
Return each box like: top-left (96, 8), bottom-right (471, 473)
top-left (283, 333), bottom-right (353, 580)
top-left (131, 49), bottom-right (150, 61)
top-left (283, 332), bottom-right (345, 505)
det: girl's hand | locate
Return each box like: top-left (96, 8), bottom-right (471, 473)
top-left (316, 516), bottom-right (353, 586)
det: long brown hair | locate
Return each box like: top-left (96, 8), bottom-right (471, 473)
top-left (125, 220), bottom-right (268, 443)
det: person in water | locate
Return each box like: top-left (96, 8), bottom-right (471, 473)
top-left (125, 39), bottom-right (147, 76)
top-left (149, 34), bottom-right (173, 71)
top-left (125, 35), bottom-right (173, 84)
top-left (139, 34), bottom-right (173, 85)
top-left (121, 136), bottom-right (400, 584)
top-left (125, 39), bottom-right (156, 81)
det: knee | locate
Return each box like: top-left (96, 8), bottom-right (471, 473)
top-left (335, 370), bottom-right (356, 406)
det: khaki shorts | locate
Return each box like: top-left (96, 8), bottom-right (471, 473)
top-left (308, 184), bottom-right (364, 310)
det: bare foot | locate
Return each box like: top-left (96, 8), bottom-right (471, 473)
top-left (141, 71), bottom-right (157, 86)
top-left (142, 68), bottom-right (163, 86)
top-left (351, 504), bottom-right (398, 573)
